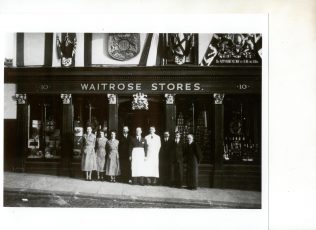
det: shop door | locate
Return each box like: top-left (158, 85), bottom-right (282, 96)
top-left (118, 99), bottom-right (164, 137)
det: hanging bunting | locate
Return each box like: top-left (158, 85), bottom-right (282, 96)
top-left (166, 33), bottom-right (195, 65)
top-left (200, 34), bottom-right (219, 66)
top-left (56, 33), bottom-right (77, 67)
top-left (200, 33), bottom-right (262, 66)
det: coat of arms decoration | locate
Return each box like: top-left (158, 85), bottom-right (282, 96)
top-left (108, 33), bottom-right (140, 61)
top-left (132, 93), bottom-right (149, 110)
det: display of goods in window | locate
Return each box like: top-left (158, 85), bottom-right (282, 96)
top-left (73, 127), bottom-right (83, 159)
top-left (45, 120), bottom-right (56, 132)
top-left (44, 129), bottom-right (61, 159)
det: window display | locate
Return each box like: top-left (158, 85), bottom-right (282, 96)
top-left (223, 95), bottom-right (261, 164)
top-left (72, 95), bottom-right (108, 160)
top-left (27, 95), bottom-right (61, 160)
top-left (175, 96), bottom-right (212, 163)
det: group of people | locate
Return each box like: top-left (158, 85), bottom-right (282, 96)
top-left (81, 127), bottom-right (120, 182)
top-left (81, 125), bottom-right (202, 190)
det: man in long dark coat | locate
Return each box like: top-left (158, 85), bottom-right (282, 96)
top-left (159, 131), bottom-right (173, 185)
top-left (170, 132), bottom-right (184, 188)
top-left (119, 126), bottom-right (132, 183)
top-left (184, 134), bottom-right (202, 190)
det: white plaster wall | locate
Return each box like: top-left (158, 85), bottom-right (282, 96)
top-left (5, 33), bottom-right (213, 67)
top-left (24, 33), bottom-right (45, 66)
top-left (4, 84), bottom-right (17, 119)
top-left (75, 33), bottom-right (84, 67)
top-left (52, 33), bottom-right (60, 67)
top-left (198, 33), bottom-right (213, 64)
top-left (146, 33), bottom-right (159, 66)
top-left (4, 33), bottom-right (16, 67)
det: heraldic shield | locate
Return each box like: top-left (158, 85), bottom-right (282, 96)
top-left (108, 33), bottom-right (140, 61)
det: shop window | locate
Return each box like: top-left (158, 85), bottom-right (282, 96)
top-left (175, 95), bottom-right (212, 163)
top-left (72, 95), bottom-right (109, 160)
top-left (27, 95), bottom-right (62, 160)
top-left (118, 95), bottom-right (164, 137)
top-left (223, 95), bottom-right (261, 164)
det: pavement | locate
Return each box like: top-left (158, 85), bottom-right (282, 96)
top-left (3, 172), bottom-right (261, 208)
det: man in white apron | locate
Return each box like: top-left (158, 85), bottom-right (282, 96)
top-left (130, 127), bottom-right (146, 185)
top-left (144, 126), bottom-right (161, 185)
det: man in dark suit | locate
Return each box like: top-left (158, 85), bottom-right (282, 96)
top-left (184, 134), bottom-right (202, 190)
top-left (119, 126), bottom-right (132, 183)
top-left (170, 132), bottom-right (184, 188)
top-left (159, 131), bottom-right (173, 186)
top-left (130, 127), bottom-right (146, 185)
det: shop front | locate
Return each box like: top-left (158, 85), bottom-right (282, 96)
top-left (5, 65), bottom-right (261, 190)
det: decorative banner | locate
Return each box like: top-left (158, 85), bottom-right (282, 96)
top-left (200, 33), bottom-right (262, 66)
top-left (56, 33), bottom-right (77, 67)
top-left (166, 33), bottom-right (195, 65)
top-left (108, 33), bottom-right (140, 61)
top-left (254, 34), bottom-right (262, 58)
top-left (200, 34), bottom-right (218, 66)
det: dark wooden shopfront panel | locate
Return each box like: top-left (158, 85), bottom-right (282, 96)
top-left (4, 119), bottom-right (17, 171)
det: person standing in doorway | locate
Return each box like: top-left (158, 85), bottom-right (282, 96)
top-left (119, 126), bottom-right (132, 183)
top-left (105, 130), bottom-right (120, 182)
top-left (170, 131), bottom-right (184, 188)
top-left (159, 131), bottom-right (172, 185)
top-left (81, 126), bottom-right (97, 181)
top-left (130, 127), bottom-right (146, 185)
top-left (184, 134), bottom-right (202, 190)
top-left (144, 126), bottom-right (161, 185)
top-left (95, 130), bottom-right (107, 181)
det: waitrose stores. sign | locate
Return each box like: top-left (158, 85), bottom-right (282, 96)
top-left (80, 82), bottom-right (202, 92)
top-left (19, 80), bottom-right (258, 94)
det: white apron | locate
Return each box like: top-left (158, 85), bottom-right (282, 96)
top-left (131, 147), bottom-right (146, 177)
top-left (144, 134), bottom-right (161, 177)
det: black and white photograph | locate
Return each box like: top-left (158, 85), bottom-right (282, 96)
top-left (3, 31), bottom-right (263, 208)
top-left (1, 1), bottom-right (316, 230)
top-left (1, 10), bottom-right (269, 229)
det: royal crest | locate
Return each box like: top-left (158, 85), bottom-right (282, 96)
top-left (108, 33), bottom-right (140, 61)
top-left (132, 93), bottom-right (149, 110)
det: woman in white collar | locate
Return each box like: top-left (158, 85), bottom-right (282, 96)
top-left (81, 126), bottom-right (97, 181)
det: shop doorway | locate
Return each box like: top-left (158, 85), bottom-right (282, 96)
top-left (73, 95), bottom-right (109, 132)
top-left (118, 95), bottom-right (164, 137)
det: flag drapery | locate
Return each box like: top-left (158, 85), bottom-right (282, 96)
top-left (200, 33), bottom-right (262, 66)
